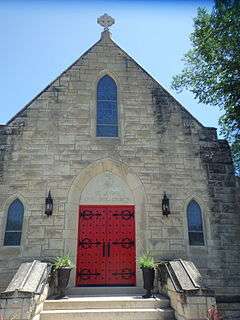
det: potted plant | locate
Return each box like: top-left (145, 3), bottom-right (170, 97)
top-left (139, 251), bottom-right (156, 298)
top-left (53, 255), bottom-right (74, 299)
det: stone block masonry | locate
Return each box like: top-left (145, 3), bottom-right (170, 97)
top-left (0, 28), bottom-right (239, 299)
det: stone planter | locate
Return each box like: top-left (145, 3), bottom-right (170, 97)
top-left (56, 267), bottom-right (72, 298)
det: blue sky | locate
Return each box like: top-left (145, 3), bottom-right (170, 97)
top-left (0, 0), bottom-right (222, 133)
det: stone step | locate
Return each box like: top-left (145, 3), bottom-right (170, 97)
top-left (44, 295), bottom-right (170, 310)
top-left (66, 286), bottom-right (145, 296)
top-left (40, 308), bottom-right (175, 320)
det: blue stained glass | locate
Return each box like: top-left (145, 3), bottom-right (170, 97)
top-left (187, 201), bottom-right (204, 246)
top-left (97, 125), bottom-right (118, 137)
top-left (97, 75), bottom-right (117, 100)
top-left (97, 75), bottom-right (118, 137)
top-left (4, 199), bottom-right (24, 246)
top-left (188, 232), bottom-right (204, 246)
top-left (97, 101), bottom-right (118, 124)
top-left (4, 232), bottom-right (22, 246)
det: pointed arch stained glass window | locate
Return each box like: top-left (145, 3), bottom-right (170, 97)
top-left (187, 200), bottom-right (204, 246)
top-left (4, 199), bottom-right (24, 246)
top-left (96, 75), bottom-right (118, 137)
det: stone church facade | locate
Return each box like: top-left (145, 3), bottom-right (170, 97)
top-left (0, 17), bottom-right (240, 299)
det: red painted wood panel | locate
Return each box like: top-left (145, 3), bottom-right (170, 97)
top-left (106, 205), bottom-right (135, 286)
top-left (76, 206), bottom-right (106, 286)
top-left (76, 205), bottom-right (136, 286)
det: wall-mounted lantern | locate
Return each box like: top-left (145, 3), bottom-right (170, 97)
top-left (45, 191), bottom-right (53, 216)
top-left (162, 192), bottom-right (170, 216)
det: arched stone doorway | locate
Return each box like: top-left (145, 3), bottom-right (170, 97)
top-left (65, 159), bottom-right (146, 287)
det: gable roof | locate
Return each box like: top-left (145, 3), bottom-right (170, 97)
top-left (7, 30), bottom-right (206, 129)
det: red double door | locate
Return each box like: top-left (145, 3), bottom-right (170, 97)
top-left (76, 205), bottom-right (136, 286)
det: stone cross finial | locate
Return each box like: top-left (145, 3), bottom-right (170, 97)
top-left (97, 13), bottom-right (115, 31)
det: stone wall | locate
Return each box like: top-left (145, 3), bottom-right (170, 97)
top-left (0, 30), bottom-right (239, 294)
top-left (0, 260), bottom-right (50, 320)
top-left (0, 125), bottom-right (7, 181)
top-left (199, 139), bottom-right (240, 295)
top-left (217, 302), bottom-right (240, 320)
top-left (164, 278), bottom-right (216, 320)
top-left (0, 286), bottom-right (49, 320)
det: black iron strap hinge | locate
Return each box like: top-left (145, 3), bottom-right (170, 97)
top-left (80, 210), bottom-right (102, 219)
top-left (79, 238), bottom-right (101, 248)
top-left (112, 239), bottom-right (134, 248)
top-left (113, 210), bottom-right (134, 220)
top-left (78, 269), bottom-right (101, 279)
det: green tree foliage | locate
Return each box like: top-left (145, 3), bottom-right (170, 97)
top-left (172, 0), bottom-right (240, 175)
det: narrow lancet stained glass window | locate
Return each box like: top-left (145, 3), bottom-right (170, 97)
top-left (4, 199), bottom-right (24, 246)
top-left (187, 200), bottom-right (204, 246)
top-left (97, 75), bottom-right (118, 137)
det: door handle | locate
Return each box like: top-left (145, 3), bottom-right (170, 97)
top-left (107, 242), bottom-right (110, 257)
top-left (103, 242), bottom-right (106, 257)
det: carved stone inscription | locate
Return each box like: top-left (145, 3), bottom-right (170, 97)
top-left (81, 171), bottom-right (134, 204)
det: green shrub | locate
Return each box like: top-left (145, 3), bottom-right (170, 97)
top-left (53, 255), bottom-right (74, 271)
top-left (138, 252), bottom-right (155, 269)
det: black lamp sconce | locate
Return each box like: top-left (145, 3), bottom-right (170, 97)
top-left (45, 191), bottom-right (53, 216)
top-left (162, 192), bottom-right (170, 216)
